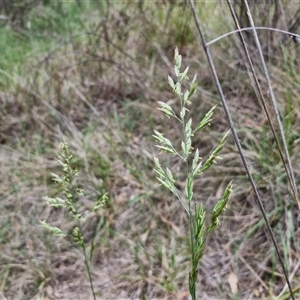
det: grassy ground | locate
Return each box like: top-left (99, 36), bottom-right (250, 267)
top-left (1, 1), bottom-right (300, 299)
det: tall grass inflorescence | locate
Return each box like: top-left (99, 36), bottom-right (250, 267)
top-left (153, 48), bottom-right (233, 300)
top-left (41, 141), bottom-right (107, 300)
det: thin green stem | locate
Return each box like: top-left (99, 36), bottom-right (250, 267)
top-left (173, 189), bottom-right (190, 216)
top-left (82, 244), bottom-right (96, 300)
top-left (178, 76), bottom-right (196, 300)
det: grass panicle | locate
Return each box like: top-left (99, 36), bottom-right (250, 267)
top-left (154, 48), bottom-right (233, 300)
top-left (42, 141), bottom-right (107, 300)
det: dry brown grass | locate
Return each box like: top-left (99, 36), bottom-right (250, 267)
top-left (1, 1), bottom-right (300, 300)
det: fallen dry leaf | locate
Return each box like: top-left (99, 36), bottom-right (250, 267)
top-left (228, 271), bottom-right (238, 295)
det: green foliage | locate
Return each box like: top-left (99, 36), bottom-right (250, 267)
top-left (28, 2), bottom-right (86, 35)
top-left (153, 48), bottom-right (233, 300)
top-left (0, 0), bottom-right (41, 29)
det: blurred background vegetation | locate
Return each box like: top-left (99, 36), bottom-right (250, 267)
top-left (1, 1), bottom-right (300, 299)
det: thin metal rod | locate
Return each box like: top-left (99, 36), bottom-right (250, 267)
top-left (240, 0), bottom-right (299, 208)
top-left (207, 26), bottom-right (299, 46)
top-left (188, 1), bottom-right (295, 299)
top-left (239, 1), bottom-right (296, 297)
